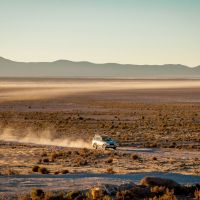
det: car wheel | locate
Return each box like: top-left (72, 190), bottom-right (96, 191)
top-left (93, 143), bottom-right (97, 149)
top-left (102, 144), bottom-right (106, 150)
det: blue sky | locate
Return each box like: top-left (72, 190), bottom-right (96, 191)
top-left (0, 0), bottom-right (199, 66)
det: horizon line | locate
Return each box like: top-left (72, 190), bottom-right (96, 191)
top-left (0, 56), bottom-right (199, 68)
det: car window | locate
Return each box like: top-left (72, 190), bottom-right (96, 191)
top-left (102, 136), bottom-right (111, 141)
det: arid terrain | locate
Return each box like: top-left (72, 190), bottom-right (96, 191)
top-left (0, 78), bottom-right (199, 199)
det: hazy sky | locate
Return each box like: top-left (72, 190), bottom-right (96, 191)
top-left (0, 0), bottom-right (199, 66)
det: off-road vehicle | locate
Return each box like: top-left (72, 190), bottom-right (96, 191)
top-left (92, 134), bottom-right (117, 150)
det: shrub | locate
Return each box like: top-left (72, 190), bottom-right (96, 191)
top-left (6, 169), bottom-right (18, 175)
top-left (116, 190), bottom-right (135, 200)
top-left (64, 191), bottom-right (81, 199)
top-left (76, 159), bottom-right (88, 166)
top-left (151, 189), bottom-right (177, 200)
top-left (78, 116), bottom-right (84, 120)
top-left (44, 191), bottom-right (54, 200)
top-left (151, 186), bottom-right (166, 193)
top-left (32, 166), bottom-right (40, 172)
top-left (131, 154), bottom-right (139, 160)
top-left (66, 151), bottom-right (72, 155)
top-left (30, 188), bottom-right (44, 200)
top-left (18, 195), bottom-right (30, 200)
top-left (50, 153), bottom-right (58, 161)
top-left (90, 187), bottom-right (103, 200)
top-left (106, 168), bottom-right (115, 174)
top-left (42, 158), bottom-right (49, 163)
top-left (103, 195), bottom-right (111, 200)
top-left (195, 189), bottom-right (200, 200)
top-left (61, 169), bottom-right (69, 174)
top-left (105, 157), bottom-right (113, 164)
top-left (152, 156), bottom-right (157, 161)
top-left (41, 152), bottom-right (48, 157)
top-left (38, 167), bottom-right (49, 174)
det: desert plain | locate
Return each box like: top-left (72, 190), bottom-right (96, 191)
top-left (0, 78), bottom-right (200, 199)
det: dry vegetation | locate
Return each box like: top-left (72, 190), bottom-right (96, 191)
top-left (0, 79), bottom-right (199, 197)
top-left (0, 140), bottom-right (199, 175)
top-left (0, 103), bottom-right (200, 149)
top-left (16, 178), bottom-right (200, 200)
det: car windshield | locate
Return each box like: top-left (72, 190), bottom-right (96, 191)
top-left (102, 136), bottom-right (112, 141)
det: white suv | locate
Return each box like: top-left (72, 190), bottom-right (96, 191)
top-left (92, 134), bottom-right (117, 150)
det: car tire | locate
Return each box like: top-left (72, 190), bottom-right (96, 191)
top-left (102, 144), bottom-right (106, 150)
top-left (93, 143), bottom-right (97, 149)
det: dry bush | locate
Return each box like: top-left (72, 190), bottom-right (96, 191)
top-left (66, 151), bottom-right (72, 155)
top-left (73, 151), bottom-right (80, 156)
top-left (194, 169), bottom-right (200, 175)
top-left (30, 188), bottom-right (44, 200)
top-left (150, 189), bottom-right (177, 200)
top-left (57, 151), bottom-right (66, 157)
top-left (64, 191), bottom-right (81, 199)
top-left (61, 169), bottom-right (69, 174)
top-left (105, 157), bottom-right (113, 164)
top-left (50, 153), bottom-right (58, 161)
top-left (90, 187), bottom-right (104, 200)
top-left (42, 158), bottom-right (49, 163)
top-left (43, 191), bottom-right (54, 200)
top-left (116, 190), bottom-right (136, 200)
top-left (74, 157), bottom-right (88, 166)
top-left (38, 167), bottom-right (49, 174)
top-left (102, 195), bottom-right (111, 200)
top-left (32, 165), bottom-right (40, 172)
top-left (79, 159), bottom-right (88, 166)
top-left (151, 186), bottom-right (166, 193)
top-left (44, 191), bottom-right (67, 200)
top-left (195, 189), bottom-right (200, 200)
top-left (131, 154), bottom-right (139, 160)
top-left (106, 167), bottom-right (115, 174)
top-left (41, 152), bottom-right (48, 157)
top-left (5, 169), bottom-right (18, 175)
top-left (152, 156), bottom-right (157, 161)
top-left (18, 195), bottom-right (30, 200)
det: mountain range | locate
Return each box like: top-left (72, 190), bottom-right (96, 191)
top-left (0, 57), bottom-right (200, 78)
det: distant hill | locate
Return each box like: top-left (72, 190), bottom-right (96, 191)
top-left (0, 57), bottom-right (200, 78)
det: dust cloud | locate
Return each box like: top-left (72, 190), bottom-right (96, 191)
top-left (1, 80), bottom-right (200, 102)
top-left (0, 128), bottom-right (92, 149)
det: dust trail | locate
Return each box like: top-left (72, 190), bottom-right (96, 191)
top-left (0, 128), bottom-right (92, 149)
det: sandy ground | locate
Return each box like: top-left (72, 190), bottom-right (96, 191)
top-left (0, 141), bottom-right (199, 175)
top-left (0, 78), bottom-right (199, 198)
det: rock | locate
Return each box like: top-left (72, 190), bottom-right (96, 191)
top-left (118, 182), bottom-right (136, 191)
top-left (140, 176), bottom-right (180, 188)
top-left (98, 181), bottom-right (136, 196)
